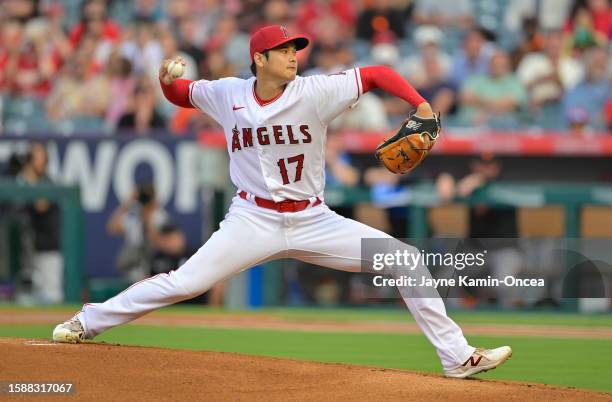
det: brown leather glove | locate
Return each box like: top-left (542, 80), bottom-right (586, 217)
top-left (375, 113), bottom-right (441, 174)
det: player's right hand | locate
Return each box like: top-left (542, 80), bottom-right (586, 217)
top-left (159, 57), bottom-right (186, 85)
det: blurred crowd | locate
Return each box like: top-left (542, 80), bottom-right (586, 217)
top-left (0, 0), bottom-right (610, 136)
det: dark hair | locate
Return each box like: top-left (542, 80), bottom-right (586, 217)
top-left (250, 50), bottom-right (270, 76)
top-left (568, 0), bottom-right (589, 20)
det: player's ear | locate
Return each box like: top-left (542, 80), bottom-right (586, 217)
top-left (254, 52), bottom-right (267, 70)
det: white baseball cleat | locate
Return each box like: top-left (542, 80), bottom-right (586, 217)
top-left (52, 318), bottom-right (85, 344)
top-left (444, 346), bottom-right (512, 378)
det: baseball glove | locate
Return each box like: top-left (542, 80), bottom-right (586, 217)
top-left (375, 113), bottom-right (441, 174)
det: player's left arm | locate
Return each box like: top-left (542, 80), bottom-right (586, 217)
top-left (359, 65), bottom-right (434, 118)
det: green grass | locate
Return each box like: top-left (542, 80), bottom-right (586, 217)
top-left (2, 323), bottom-right (611, 393)
top-left (1, 303), bottom-right (612, 327)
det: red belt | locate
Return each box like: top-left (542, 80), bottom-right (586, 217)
top-left (238, 191), bottom-right (322, 213)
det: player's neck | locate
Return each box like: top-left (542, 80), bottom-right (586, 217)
top-left (254, 76), bottom-right (287, 101)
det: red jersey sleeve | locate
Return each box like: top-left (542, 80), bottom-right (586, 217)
top-left (160, 78), bottom-right (194, 109)
top-left (359, 65), bottom-right (426, 108)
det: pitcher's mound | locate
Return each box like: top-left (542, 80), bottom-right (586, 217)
top-left (1, 338), bottom-right (608, 401)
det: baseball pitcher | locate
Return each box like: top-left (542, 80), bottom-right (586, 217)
top-left (53, 25), bottom-right (511, 378)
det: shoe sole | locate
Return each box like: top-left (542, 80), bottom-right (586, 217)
top-left (445, 351), bottom-right (513, 379)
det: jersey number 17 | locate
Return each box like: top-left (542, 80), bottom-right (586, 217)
top-left (277, 154), bottom-right (304, 185)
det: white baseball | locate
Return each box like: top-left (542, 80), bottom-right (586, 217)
top-left (166, 60), bottom-right (185, 78)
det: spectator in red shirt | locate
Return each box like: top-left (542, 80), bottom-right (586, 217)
top-left (0, 19), bottom-right (57, 98)
top-left (297, 0), bottom-right (355, 41)
top-left (68, 0), bottom-right (121, 48)
top-left (0, 20), bottom-right (22, 92)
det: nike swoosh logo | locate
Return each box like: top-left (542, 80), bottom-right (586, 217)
top-left (233, 105), bottom-right (245, 111)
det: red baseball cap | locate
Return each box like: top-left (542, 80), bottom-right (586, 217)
top-left (249, 25), bottom-right (309, 61)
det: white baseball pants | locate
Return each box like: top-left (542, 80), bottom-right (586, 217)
top-left (77, 196), bottom-right (474, 370)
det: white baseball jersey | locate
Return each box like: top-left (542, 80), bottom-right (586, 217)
top-left (189, 68), bottom-right (363, 202)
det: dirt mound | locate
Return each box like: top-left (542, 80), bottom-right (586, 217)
top-left (1, 338), bottom-right (609, 401)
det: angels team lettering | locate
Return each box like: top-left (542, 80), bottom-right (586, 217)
top-left (231, 124), bottom-right (311, 152)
